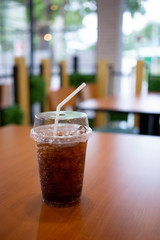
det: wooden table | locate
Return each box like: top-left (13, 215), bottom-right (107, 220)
top-left (77, 93), bottom-right (160, 136)
top-left (1, 125), bottom-right (160, 240)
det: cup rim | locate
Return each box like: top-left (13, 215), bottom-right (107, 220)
top-left (35, 111), bottom-right (88, 120)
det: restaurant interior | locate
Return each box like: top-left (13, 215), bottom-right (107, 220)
top-left (1, 0), bottom-right (160, 239)
top-left (0, 0), bottom-right (160, 135)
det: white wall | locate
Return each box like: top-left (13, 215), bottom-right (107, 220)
top-left (97, 0), bottom-right (125, 94)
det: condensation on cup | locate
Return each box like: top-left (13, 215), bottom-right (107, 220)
top-left (30, 111), bottom-right (92, 208)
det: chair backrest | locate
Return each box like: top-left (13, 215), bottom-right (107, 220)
top-left (135, 60), bottom-right (144, 95)
top-left (59, 60), bottom-right (69, 87)
top-left (0, 84), bottom-right (12, 108)
top-left (97, 59), bottom-right (109, 97)
top-left (14, 57), bottom-right (30, 125)
top-left (49, 87), bottom-right (76, 111)
top-left (80, 83), bottom-right (98, 101)
top-left (134, 60), bottom-right (144, 127)
top-left (40, 59), bottom-right (51, 111)
top-left (79, 59), bottom-right (110, 101)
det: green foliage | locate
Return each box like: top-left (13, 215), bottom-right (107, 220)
top-left (125, 0), bottom-right (147, 17)
top-left (3, 0), bottom-right (148, 26)
top-left (70, 72), bottom-right (96, 87)
top-left (25, 0), bottom-right (97, 27)
top-left (30, 75), bottom-right (45, 104)
top-left (109, 112), bottom-right (128, 122)
top-left (33, 0), bottom-right (46, 21)
top-left (123, 33), bottom-right (136, 50)
top-left (140, 23), bottom-right (153, 40)
top-left (1, 105), bottom-right (24, 126)
top-left (148, 74), bottom-right (160, 92)
top-left (123, 22), bottom-right (159, 51)
top-left (65, 11), bottom-right (82, 27)
top-left (64, 0), bottom-right (97, 26)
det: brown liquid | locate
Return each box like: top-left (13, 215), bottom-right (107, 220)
top-left (36, 140), bottom-right (87, 207)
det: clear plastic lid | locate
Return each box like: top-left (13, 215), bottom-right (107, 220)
top-left (30, 111), bottom-right (92, 144)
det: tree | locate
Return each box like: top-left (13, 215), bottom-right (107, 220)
top-left (125, 0), bottom-right (147, 17)
top-left (26, 0), bottom-right (97, 28)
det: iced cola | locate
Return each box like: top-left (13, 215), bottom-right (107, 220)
top-left (31, 111), bottom-right (92, 207)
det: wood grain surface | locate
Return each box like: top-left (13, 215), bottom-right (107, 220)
top-left (77, 93), bottom-right (160, 115)
top-left (1, 125), bottom-right (160, 240)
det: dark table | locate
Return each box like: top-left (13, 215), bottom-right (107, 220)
top-left (77, 93), bottom-right (160, 135)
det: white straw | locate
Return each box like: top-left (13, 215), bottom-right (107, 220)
top-left (53, 83), bottom-right (86, 136)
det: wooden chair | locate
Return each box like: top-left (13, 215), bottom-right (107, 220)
top-left (80, 83), bottom-right (98, 100)
top-left (59, 60), bottom-right (69, 88)
top-left (40, 59), bottom-right (51, 112)
top-left (49, 87), bottom-right (76, 111)
top-left (79, 66), bottom-right (128, 129)
top-left (134, 60), bottom-right (144, 128)
top-left (58, 59), bottom-right (141, 133)
top-left (93, 60), bottom-right (144, 134)
top-left (0, 84), bottom-right (25, 126)
top-left (0, 84), bottom-right (12, 108)
top-left (14, 57), bottom-right (30, 125)
top-left (135, 60), bottom-right (144, 95)
top-left (0, 84), bottom-right (12, 126)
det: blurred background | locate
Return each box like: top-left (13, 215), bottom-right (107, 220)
top-left (0, 0), bottom-right (160, 127)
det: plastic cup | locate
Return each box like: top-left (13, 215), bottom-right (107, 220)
top-left (30, 111), bottom-right (92, 208)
